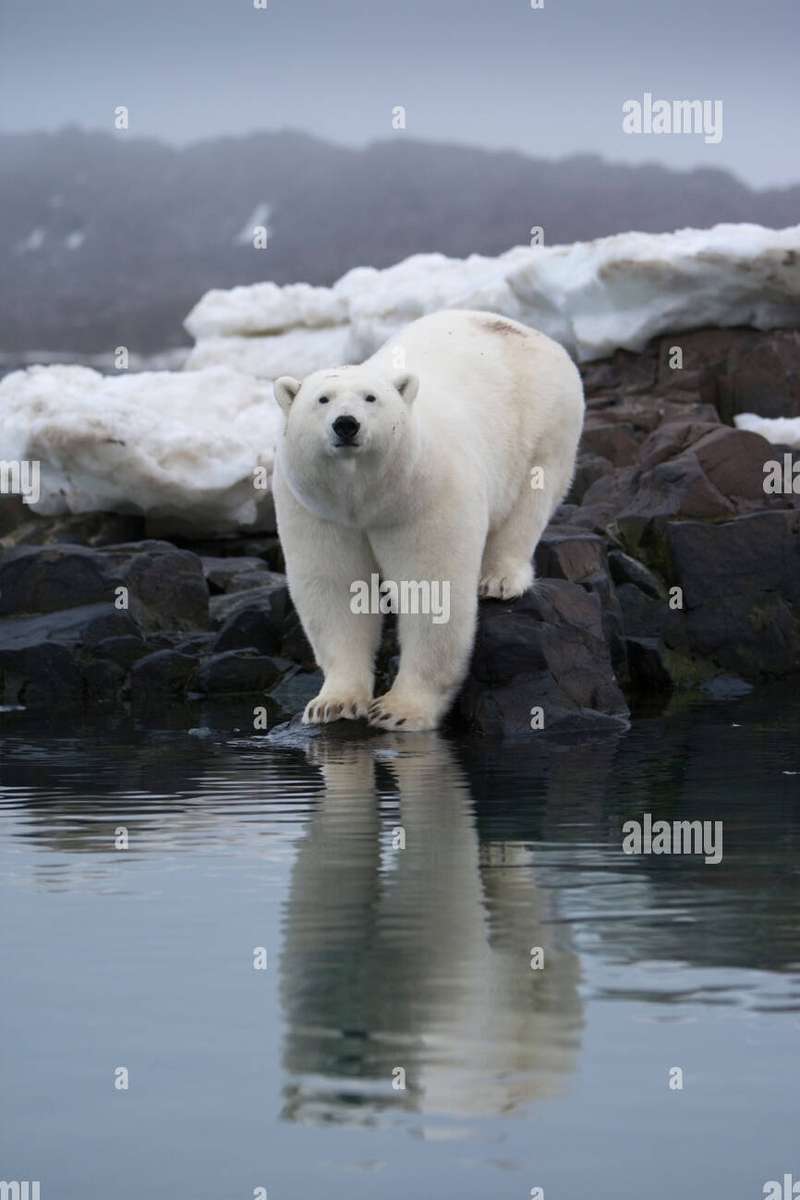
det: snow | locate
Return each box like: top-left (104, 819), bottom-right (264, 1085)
top-left (185, 325), bottom-right (350, 378)
top-left (3, 222), bottom-right (799, 535)
top-left (64, 230), bottom-right (86, 250)
top-left (184, 223), bottom-right (800, 372)
top-left (0, 365), bottom-right (282, 534)
top-left (735, 413), bottom-right (800, 448)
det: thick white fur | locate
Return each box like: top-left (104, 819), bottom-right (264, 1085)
top-left (273, 309), bottom-right (585, 731)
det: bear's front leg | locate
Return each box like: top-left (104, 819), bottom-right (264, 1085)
top-left (366, 515), bottom-right (484, 731)
top-left (274, 470), bottom-right (382, 724)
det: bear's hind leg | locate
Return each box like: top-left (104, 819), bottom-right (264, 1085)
top-left (366, 515), bottom-right (484, 731)
top-left (479, 456), bottom-right (570, 600)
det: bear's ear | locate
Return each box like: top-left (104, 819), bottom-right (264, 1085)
top-left (274, 376), bottom-right (301, 415)
top-left (393, 373), bottom-right (419, 404)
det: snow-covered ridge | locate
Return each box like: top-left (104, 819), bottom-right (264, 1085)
top-left (2, 223), bottom-right (799, 535)
top-left (185, 223), bottom-right (800, 375)
top-left (0, 365), bottom-right (281, 533)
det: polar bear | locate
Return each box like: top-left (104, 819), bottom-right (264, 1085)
top-left (273, 309), bottom-right (584, 731)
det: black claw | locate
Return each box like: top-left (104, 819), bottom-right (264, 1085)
top-left (395, 718), bottom-right (406, 727)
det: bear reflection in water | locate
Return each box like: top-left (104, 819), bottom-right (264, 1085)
top-left (279, 732), bottom-right (583, 1123)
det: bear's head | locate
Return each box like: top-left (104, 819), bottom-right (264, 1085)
top-left (274, 367), bottom-right (419, 464)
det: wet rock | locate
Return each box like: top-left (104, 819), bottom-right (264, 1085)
top-left (0, 604), bottom-right (141, 707)
top-left (665, 511), bottom-right (800, 678)
top-left (0, 545), bottom-right (111, 616)
top-left (280, 609), bottom-right (316, 669)
top-left (99, 541), bottom-right (209, 632)
top-left (214, 606), bottom-right (284, 656)
top-left (268, 668), bottom-right (324, 716)
top-left (0, 642), bottom-right (84, 708)
top-left (200, 555), bottom-right (274, 594)
top-left (458, 579), bottom-right (629, 736)
top-left (0, 539), bottom-right (210, 633)
top-left (624, 637), bottom-right (675, 693)
top-left (89, 635), bottom-right (150, 672)
top-left (0, 603), bottom-right (140, 651)
top-left (194, 649), bottom-right (288, 695)
top-left (209, 577), bottom-right (288, 626)
top-left (129, 649), bottom-right (200, 695)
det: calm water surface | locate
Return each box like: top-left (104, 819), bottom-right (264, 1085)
top-left (1, 689), bottom-right (799, 1199)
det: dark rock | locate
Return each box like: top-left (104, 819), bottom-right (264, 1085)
top-left (701, 675), bottom-right (754, 700)
top-left (567, 453), bottom-right (614, 504)
top-left (535, 527), bottom-right (608, 583)
top-left (99, 541), bottom-right (209, 632)
top-left (615, 582), bottom-right (668, 640)
top-left (89, 635), bottom-right (150, 671)
top-left (637, 420), bottom-right (724, 471)
top-left (580, 422), bottom-right (641, 466)
top-left (268, 668), bottom-right (324, 715)
top-left (665, 511), bottom-right (800, 678)
top-left (458, 579), bottom-right (629, 736)
top-left (176, 535), bottom-right (284, 571)
top-left (580, 569), bottom-right (628, 681)
top-left (129, 650), bottom-right (200, 695)
top-left (200, 555), bottom-right (274, 594)
top-left (0, 642), bottom-right (84, 708)
top-left (607, 550), bottom-right (666, 599)
top-left (716, 329), bottom-right (800, 422)
top-left (209, 577), bottom-right (289, 627)
top-left (194, 649), bottom-right (287, 695)
top-left (0, 505), bottom-right (145, 549)
top-left (0, 545), bottom-right (111, 616)
top-left (580, 343), bottom-right (658, 396)
top-left (691, 426), bottom-right (775, 502)
top-left (215, 604), bottom-right (284, 656)
top-left (0, 604), bottom-right (141, 707)
top-left (0, 539), bottom-right (210, 635)
top-left (0, 603), bottom-right (140, 651)
top-left (625, 637), bottom-right (675, 693)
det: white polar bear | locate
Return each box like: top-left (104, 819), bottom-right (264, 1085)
top-left (273, 309), bottom-right (585, 731)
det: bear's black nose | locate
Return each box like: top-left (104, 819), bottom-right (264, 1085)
top-left (332, 414), bottom-right (360, 442)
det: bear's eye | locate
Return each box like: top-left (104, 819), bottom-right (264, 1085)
top-left (365, 394), bottom-right (376, 403)
top-left (318, 395), bottom-right (329, 405)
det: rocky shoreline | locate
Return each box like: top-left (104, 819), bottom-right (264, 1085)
top-left (1, 325), bottom-right (798, 736)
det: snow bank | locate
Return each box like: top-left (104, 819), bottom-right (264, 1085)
top-left (735, 413), bottom-right (800, 448)
top-left (184, 223), bottom-right (800, 374)
top-left (0, 365), bottom-right (281, 534)
top-left (3, 223), bottom-right (799, 536)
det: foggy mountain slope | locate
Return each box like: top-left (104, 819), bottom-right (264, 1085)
top-left (2, 127), bottom-right (799, 354)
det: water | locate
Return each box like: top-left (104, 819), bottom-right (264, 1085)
top-left (1, 689), bottom-right (799, 1199)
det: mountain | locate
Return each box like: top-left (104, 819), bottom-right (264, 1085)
top-left (2, 126), bottom-right (798, 354)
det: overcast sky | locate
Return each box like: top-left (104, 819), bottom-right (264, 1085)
top-left (0, 0), bottom-right (797, 187)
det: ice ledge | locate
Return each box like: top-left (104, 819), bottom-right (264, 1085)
top-left (184, 223), bottom-right (800, 370)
